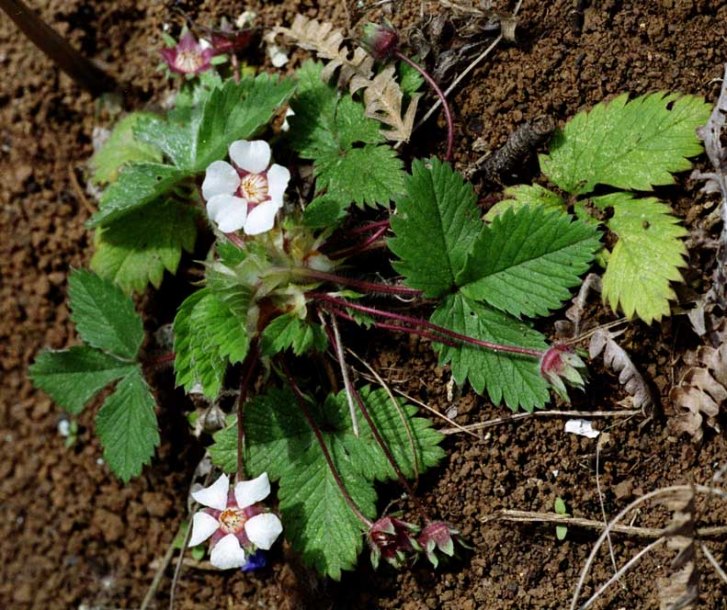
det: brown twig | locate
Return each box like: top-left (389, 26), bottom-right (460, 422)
top-left (141, 532), bottom-right (177, 610)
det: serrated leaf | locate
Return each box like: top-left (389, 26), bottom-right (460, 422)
top-left (302, 194), bottom-right (348, 228)
top-left (91, 200), bottom-right (198, 294)
top-left (90, 113), bottom-right (162, 184)
top-left (458, 207), bottom-right (601, 318)
top-left (431, 294), bottom-right (550, 411)
top-left (134, 112), bottom-right (198, 170)
top-left (173, 285), bottom-right (251, 398)
top-left (315, 144), bottom-right (405, 208)
top-left (389, 158), bottom-right (481, 297)
top-left (88, 163), bottom-right (188, 227)
top-left (594, 193), bottom-right (687, 323)
top-left (541, 92), bottom-right (711, 194)
top-left (96, 368), bottom-right (159, 482)
top-left (260, 314), bottom-right (327, 356)
top-left (484, 184), bottom-right (565, 221)
top-left (68, 269), bottom-right (144, 360)
top-left (29, 346), bottom-right (136, 414)
top-left (398, 60), bottom-right (424, 97)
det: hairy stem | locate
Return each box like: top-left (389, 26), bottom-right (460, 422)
top-left (290, 267), bottom-right (422, 297)
top-left (329, 225), bottom-right (390, 259)
top-left (280, 359), bottom-right (373, 528)
top-left (236, 343), bottom-right (259, 482)
top-left (395, 51), bottom-right (454, 161)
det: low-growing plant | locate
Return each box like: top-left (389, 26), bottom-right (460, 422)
top-left (28, 17), bottom-right (710, 584)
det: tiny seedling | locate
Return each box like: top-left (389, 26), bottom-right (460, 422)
top-left (554, 497), bottom-right (569, 541)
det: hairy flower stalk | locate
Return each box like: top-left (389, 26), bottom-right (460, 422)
top-left (290, 267), bottom-right (421, 297)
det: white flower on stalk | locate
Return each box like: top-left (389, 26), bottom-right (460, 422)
top-left (202, 140), bottom-right (290, 235)
top-left (188, 473), bottom-right (283, 570)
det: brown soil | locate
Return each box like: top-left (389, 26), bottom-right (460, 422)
top-left (1, 1), bottom-right (726, 609)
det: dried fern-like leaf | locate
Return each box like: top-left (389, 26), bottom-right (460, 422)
top-left (589, 328), bottom-right (653, 411)
top-left (274, 15), bottom-right (417, 143)
top-left (670, 344), bottom-right (727, 441)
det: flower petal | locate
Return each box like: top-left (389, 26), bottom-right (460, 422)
top-left (202, 161), bottom-right (239, 200)
top-left (234, 472), bottom-right (271, 509)
top-left (210, 533), bottom-right (247, 569)
top-left (189, 511), bottom-right (219, 547)
top-left (229, 140), bottom-right (271, 174)
top-left (206, 194), bottom-right (247, 232)
top-left (266, 164), bottom-right (290, 207)
top-left (244, 513), bottom-right (283, 550)
top-left (244, 202), bottom-right (278, 235)
top-left (191, 474), bottom-right (230, 511)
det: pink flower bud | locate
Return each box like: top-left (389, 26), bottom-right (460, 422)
top-left (539, 344), bottom-right (587, 402)
top-left (418, 521), bottom-right (463, 568)
top-left (361, 23), bottom-right (400, 61)
top-left (367, 516), bottom-right (420, 569)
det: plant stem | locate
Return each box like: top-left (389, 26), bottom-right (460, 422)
top-left (329, 225), bottom-right (390, 260)
top-left (394, 51), bottom-right (454, 161)
top-left (280, 359), bottom-right (373, 528)
top-left (236, 343), bottom-right (259, 482)
top-left (314, 293), bottom-right (545, 358)
top-left (291, 267), bottom-right (422, 297)
top-left (0, 0), bottom-right (118, 97)
top-left (349, 219), bottom-right (391, 236)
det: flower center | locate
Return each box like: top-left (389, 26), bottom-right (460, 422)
top-left (218, 507), bottom-right (247, 534)
top-left (176, 50), bottom-right (204, 73)
top-left (239, 173), bottom-right (269, 205)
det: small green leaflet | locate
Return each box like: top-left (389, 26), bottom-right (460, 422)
top-left (541, 92), bottom-right (711, 194)
top-left (209, 386), bottom-right (444, 578)
top-left (302, 195), bottom-right (348, 228)
top-left (91, 200), bottom-right (198, 294)
top-left (431, 294), bottom-right (550, 411)
top-left (68, 269), bottom-right (144, 360)
top-left (484, 184), bottom-right (565, 221)
top-left (594, 193), bottom-right (687, 323)
top-left (90, 112), bottom-right (162, 184)
top-left (389, 158), bottom-right (481, 297)
top-left (96, 369), bottom-right (160, 483)
top-left (457, 207), bottom-right (601, 318)
top-left (29, 346), bottom-right (135, 414)
top-left (260, 314), bottom-right (327, 357)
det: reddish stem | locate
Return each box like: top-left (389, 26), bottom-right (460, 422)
top-left (293, 268), bottom-right (421, 297)
top-left (348, 219), bottom-right (391, 237)
top-left (395, 51), bottom-right (454, 162)
top-left (329, 225), bottom-right (390, 259)
top-left (236, 342), bottom-right (259, 482)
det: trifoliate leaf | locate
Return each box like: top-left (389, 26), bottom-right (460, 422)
top-left (594, 193), bottom-right (687, 323)
top-left (91, 200), bottom-right (198, 294)
top-left (29, 346), bottom-right (136, 414)
top-left (315, 144), bottom-right (405, 208)
top-left (88, 163), bottom-right (188, 227)
top-left (193, 74), bottom-right (296, 171)
top-left (90, 113), bottom-right (162, 184)
top-left (389, 158), bottom-right (481, 297)
top-left (68, 269), bottom-right (144, 360)
top-left (541, 92), bottom-right (711, 194)
top-left (302, 194), bottom-right (349, 228)
top-left (96, 368), bottom-right (159, 482)
top-left (484, 184), bottom-right (565, 221)
top-left (173, 285), bottom-right (251, 398)
top-left (260, 314), bottom-right (327, 357)
top-left (431, 294), bottom-right (550, 411)
top-left (457, 207), bottom-right (601, 318)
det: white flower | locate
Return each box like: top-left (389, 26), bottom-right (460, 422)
top-left (202, 140), bottom-right (291, 236)
top-left (188, 473), bottom-right (283, 570)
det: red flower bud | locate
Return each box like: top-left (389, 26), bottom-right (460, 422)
top-left (361, 23), bottom-right (400, 61)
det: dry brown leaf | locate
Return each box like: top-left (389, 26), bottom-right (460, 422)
top-left (273, 15), bottom-right (417, 143)
top-left (589, 328), bottom-right (653, 411)
top-left (670, 344), bottom-right (727, 441)
top-left (554, 273), bottom-right (601, 339)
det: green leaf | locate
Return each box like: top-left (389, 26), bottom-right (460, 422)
top-left (302, 194), bottom-right (348, 228)
top-left (484, 184), bottom-right (565, 221)
top-left (134, 112), bottom-right (198, 170)
top-left (389, 158), bottom-right (481, 297)
top-left (594, 193), bottom-right (687, 323)
top-left (68, 269), bottom-right (144, 360)
top-left (260, 314), bottom-right (327, 357)
top-left (91, 200), bottom-right (198, 294)
top-left (315, 144), bottom-right (405, 208)
top-left (210, 386), bottom-right (444, 578)
top-left (90, 113), bottom-right (162, 184)
top-left (173, 285), bottom-right (251, 398)
top-left (457, 207), bottom-right (601, 318)
top-left (398, 60), bottom-right (424, 97)
top-left (541, 92), bottom-right (711, 194)
top-left (88, 163), bottom-right (187, 227)
top-left (96, 368), bottom-right (159, 482)
top-left (431, 294), bottom-right (550, 411)
top-left (29, 346), bottom-right (136, 414)
top-left (193, 74), bottom-right (296, 171)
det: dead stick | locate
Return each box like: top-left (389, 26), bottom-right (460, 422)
top-left (140, 535), bottom-right (177, 610)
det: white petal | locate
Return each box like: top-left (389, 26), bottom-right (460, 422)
top-left (216, 205), bottom-right (249, 233)
top-left (234, 472), bottom-right (271, 509)
top-left (564, 419), bottom-right (600, 439)
top-left (210, 533), bottom-right (247, 569)
top-left (206, 194), bottom-right (247, 232)
top-left (191, 474), bottom-right (230, 511)
top-left (229, 140), bottom-right (271, 174)
top-left (244, 513), bottom-right (283, 550)
top-left (244, 202), bottom-right (278, 235)
top-left (188, 512), bottom-right (219, 547)
top-left (266, 164), bottom-right (290, 207)
top-left (202, 161), bottom-right (239, 200)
